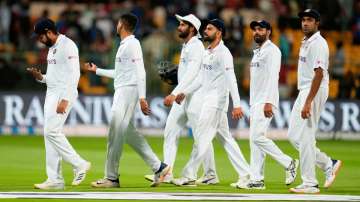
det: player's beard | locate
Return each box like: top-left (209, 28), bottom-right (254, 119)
top-left (43, 35), bottom-right (53, 47)
top-left (178, 28), bottom-right (190, 39)
top-left (203, 33), bottom-right (215, 42)
top-left (254, 34), bottom-right (266, 44)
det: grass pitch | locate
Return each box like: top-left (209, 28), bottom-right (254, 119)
top-left (0, 135), bottom-right (359, 201)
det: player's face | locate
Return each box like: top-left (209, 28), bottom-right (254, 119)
top-left (252, 26), bottom-right (268, 44)
top-left (203, 24), bottom-right (218, 42)
top-left (116, 20), bottom-right (123, 35)
top-left (301, 16), bottom-right (319, 35)
top-left (38, 32), bottom-right (53, 47)
top-left (178, 21), bottom-right (190, 39)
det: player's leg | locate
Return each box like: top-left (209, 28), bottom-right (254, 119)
top-left (216, 112), bottom-right (251, 188)
top-left (250, 104), bottom-right (296, 187)
top-left (174, 107), bottom-right (221, 186)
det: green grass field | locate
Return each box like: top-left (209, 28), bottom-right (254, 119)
top-left (0, 135), bottom-right (359, 201)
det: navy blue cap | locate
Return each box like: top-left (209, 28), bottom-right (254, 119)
top-left (207, 19), bottom-right (226, 37)
top-left (31, 18), bottom-right (57, 38)
top-left (298, 9), bottom-right (321, 21)
top-left (250, 20), bottom-right (271, 30)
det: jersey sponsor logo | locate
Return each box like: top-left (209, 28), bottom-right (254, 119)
top-left (250, 62), bottom-right (260, 68)
top-left (299, 56), bottom-right (306, 63)
top-left (47, 59), bottom-right (56, 64)
top-left (203, 64), bottom-right (213, 70)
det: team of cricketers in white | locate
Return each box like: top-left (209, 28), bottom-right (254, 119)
top-left (33, 13), bottom-right (342, 194)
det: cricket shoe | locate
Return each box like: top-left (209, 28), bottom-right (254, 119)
top-left (91, 178), bottom-right (120, 188)
top-left (285, 159), bottom-right (299, 185)
top-left (324, 159), bottom-right (342, 188)
top-left (195, 174), bottom-right (219, 185)
top-left (230, 177), bottom-right (250, 189)
top-left (289, 184), bottom-right (320, 194)
top-left (172, 177), bottom-right (197, 186)
top-left (72, 161), bottom-right (91, 186)
top-left (34, 181), bottom-right (65, 190)
top-left (144, 173), bottom-right (173, 184)
top-left (150, 162), bottom-right (171, 187)
top-left (247, 180), bottom-right (266, 190)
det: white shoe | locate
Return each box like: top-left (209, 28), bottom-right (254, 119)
top-left (151, 162), bottom-right (171, 187)
top-left (172, 177), bottom-right (196, 187)
top-left (285, 159), bottom-right (299, 185)
top-left (91, 178), bottom-right (120, 188)
top-left (72, 161), bottom-right (91, 186)
top-left (145, 173), bottom-right (173, 183)
top-left (324, 159), bottom-right (342, 188)
top-left (289, 184), bottom-right (320, 194)
top-left (195, 175), bottom-right (219, 185)
top-left (34, 181), bottom-right (65, 190)
top-left (230, 177), bottom-right (250, 189)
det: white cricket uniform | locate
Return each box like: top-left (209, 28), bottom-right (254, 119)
top-left (249, 40), bottom-right (292, 181)
top-left (95, 35), bottom-right (161, 180)
top-left (163, 36), bottom-right (217, 177)
top-left (288, 31), bottom-right (332, 186)
top-left (38, 34), bottom-right (87, 183)
top-left (178, 41), bottom-right (251, 180)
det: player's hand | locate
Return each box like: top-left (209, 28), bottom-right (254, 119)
top-left (56, 99), bottom-right (69, 114)
top-left (232, 107), bottom-right (244, 120)
top-left (301, 101), bottom-right (311, 119)
top-left (85, 62), bottom-right (97, 72)
top-left (164, 94), bottom-right (175, 107)
top-left (140, 98), bottom-right (151, 115)
top-left (264, 103), bottom-right (274, 118)
top-left (175, 93), bottom-right (185, 104)
top-left (26, 67), bottom-right (43, 81)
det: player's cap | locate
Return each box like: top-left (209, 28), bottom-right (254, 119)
top-left (298, 9), bottom-right (321, 21)
top-left (250, 20), bottom-right (271, 30)
top-left (31, 18), bottom-right (57, 38)
top-left (175, 14), bottom-right (201, 38)
top-left (207, 18), bottom-right (226, 37)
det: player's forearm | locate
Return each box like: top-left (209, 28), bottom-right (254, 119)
top-left (225, 69), bottom-right (241, 108)
top-left (172, 60), bottom-right (201, 95)
top-left (136, 63), bottom-right (146, 99)
top-left (96, 68), bottom-right (115, 78)
top-left (36, 75), bottom-right (46, 84)
top-left (305, 69), bottom-right (323, 104)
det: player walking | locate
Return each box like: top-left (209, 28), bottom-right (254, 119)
top-left (173, 19), bottom-right (251, 188)
top-left (86, 13), bottom-right (170, 188)
top-left (27, 18), bottom-right (90, 190)
top-left (247, 20), bottom-right (298, 189)
top-left (288, 9), bottom-right (342, 194)
top-left (144, 14), bottom-right (219, 185)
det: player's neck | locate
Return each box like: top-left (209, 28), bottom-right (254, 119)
top-left (304, 30), bottom-right (317, 39)
top-left (209, 37), bottom-right (221, 49)
top-left (120, 31), bottom-right (132, 40)
top-left (184, 33), bottom-right (194, 44)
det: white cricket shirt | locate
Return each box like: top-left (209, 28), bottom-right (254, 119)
top-left (96, 35), bottom-right (146, 98)
top-left (171, 36), bottom-right (204, 96)
top-left (40, 34), bottom-right (80, 101)
top-left (183, 40), bottom-right (241, 111)
top-left (298, 31), bottom-right (329, 90)
top-left (250, 40), bottom-right (281, 108)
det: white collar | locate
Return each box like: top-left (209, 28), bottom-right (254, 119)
top-left (120, 35), bottom-right (135, 45)
top-left (302, 31), bottom-right (320, 43)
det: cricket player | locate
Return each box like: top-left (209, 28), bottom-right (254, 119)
top-left (86, 13), bottom-right (170, 188)
top-left (27, 18), bottom-right (90, 190)
top-left (173, 19), bottom-right (251, 188)
top-left (288, 9), bottom-right (342, 194)
top-left (144, 14), bottom-right (219, 185)
top-left (248, 20), bottom-right (298, 189)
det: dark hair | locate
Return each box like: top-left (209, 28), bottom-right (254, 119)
top-left (183, 21), bottom-right (198, 36)
top-left (120, 13), bottom-right (138, 32)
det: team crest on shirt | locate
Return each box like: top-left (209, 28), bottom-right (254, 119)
top-left (53, 49), bottom-right (57, 55)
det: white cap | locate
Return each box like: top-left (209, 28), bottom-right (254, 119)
top-left (175, 14), bottom-right (201, 38)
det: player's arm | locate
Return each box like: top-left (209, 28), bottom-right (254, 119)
top-left (27, 67), bottom-right (46, 83)
top-left (131, 42), bottom-right (150, 115)
top-left (263, 49), bottom-right (281, 118)
top-left (175, 68), bottom-right (203, 104)
top-left (223, 51), bottom-right (243, 120)
top-left (85, 62), bottom-right (115, 78)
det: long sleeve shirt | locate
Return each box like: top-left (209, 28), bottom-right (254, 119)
top-left (250, 40), bottom-right (281, 108)
top-left (182, 40), bottom-right (241, 112)
top-left (39, 34), bottom-right (80, 101)
top-left (96, 35), bottom-right (146, 98)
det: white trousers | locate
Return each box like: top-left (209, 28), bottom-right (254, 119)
top-left (163, 93), bottom-right (217, 177)
top-left (182, 106), bottom-right (251, 180)
top-left (288, 88), bottom-right (332, 186)
top-left (249, 104), bottom-right (292, 181)
top-left (105, 86), bottom-right (161, 180)
top-left (43, 90), bottom-right (86, 183)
